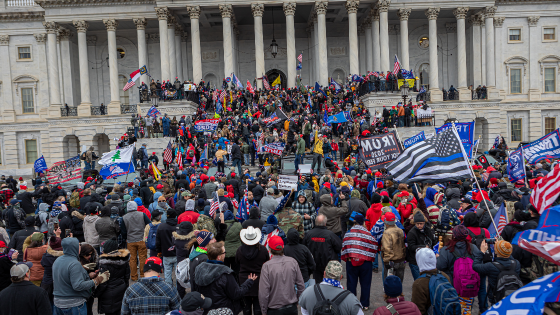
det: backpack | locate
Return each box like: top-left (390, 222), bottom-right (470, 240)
top-left (69, 191), bottom-right (81, 209)
top-left (312, 285), bottom-right (351, 315)
top-left (176, 257), bottom-right (191, 288)
top-left (436, 207), bottom-right (452, 233)
top-left (451, 250), bottom-right (480, 298)
top-left (34, 214), bottom-right (43, 228)
top-left (145, 222), bottom-right (159, 250)
top-left (492, 260), bottom-right (523, 303)
top-left (80, 152), bottom-right (87, 161)
top-left (418, 271), bottom-right (461, 315)
top-left (467, 229), bottom-right (493, 263)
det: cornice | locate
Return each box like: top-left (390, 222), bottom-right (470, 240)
top-left (35, 0), bottom-right (155, 8)
top-left (0, 12), bottom-right (45, 22)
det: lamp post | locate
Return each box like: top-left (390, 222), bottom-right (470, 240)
top-left (401, 80), bottom-right (409, 104)
top-left (270, 6), bottom-right (278, 58)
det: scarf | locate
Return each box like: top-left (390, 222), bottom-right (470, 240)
top-left (323, 278), bottom-right (343, 289)
top-left (196, 246), bottom-right (207, 254)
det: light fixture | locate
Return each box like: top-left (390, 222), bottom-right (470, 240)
top-left (401, 81), bottom-right (409, 104)
top-left (270, 7), bottom-right (278, 58)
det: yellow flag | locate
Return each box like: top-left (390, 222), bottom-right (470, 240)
top-left (229, 90), bottom-right (233, 102)
top-left (248, 107), bottom-right (252, 117)
top-left (271, 76), bottom-right (281, 87)
top-left (150, 161), bottom-right (161, 181)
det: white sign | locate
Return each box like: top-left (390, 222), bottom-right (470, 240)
top-left (298, 164), bottom-right (312, 174)
top-left (227, 144), bottom-right (232, 155)
top-left (278, 175), bottom-right (298, 190)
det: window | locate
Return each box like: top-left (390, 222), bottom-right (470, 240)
top-left (545, 117), bottom-right (556, 135)
top-left (510, 69), bottom-right (522, 94)
top-left (545, 68), bottom-right (556, 92)
top-left (18, 47), bottom-right (31, 60)
top-left (21, 88), bottom-right (35, 113)
top-left (511, 119), bottom-right (522, 142)
top-left (544, 28), bottom-right (556, 41)
top-left (509, 29), bottom-right (521, 41)
top-left (25, 139), bottom-right (37, 164)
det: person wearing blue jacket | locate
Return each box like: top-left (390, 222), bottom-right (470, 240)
top-left (162, 114), bottom-right (170, 137)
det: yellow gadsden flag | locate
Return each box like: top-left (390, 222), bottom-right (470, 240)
top-left (271, 76), bottom-right (281, 87)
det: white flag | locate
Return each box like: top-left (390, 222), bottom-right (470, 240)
top-left (98, 145), bottom-right (134, 166)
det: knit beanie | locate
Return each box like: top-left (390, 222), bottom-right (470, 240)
top-left (49, 236), bottom-right (62, 251)
top-left (102, 239), bottom-right (119, 254)
top-left (134, 197), bottom-right (143, 206)
top-left (267, 214), bottom-right (278, 225)
top-left (452, 225), bottom-right (469, 241)
top-left (495, 240), bottom-right (513, 258)
top-left (31, 232), bottom-right (43, 242)
top-left (371, 193), bottom-right (382, 204)
top-left (416, 248), bottom-right (437, 273)
top-left (413, 211), bottom-right (425, 223)
top-left (383, 275), bottom-right (402, 298)
top-left (197, 231), bottom-right (213, 247)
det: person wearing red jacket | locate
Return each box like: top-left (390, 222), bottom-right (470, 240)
top-left (395, 191), bottom-right (416, 225)
top-left (177, 200), bottom-right (199, 224)
top-left (134, 197), bottom-right (151, 220)
top-left (366, 193), bottom-right (383, 231)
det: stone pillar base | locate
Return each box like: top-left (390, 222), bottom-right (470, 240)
top-left (78, 103), bottom-right (92, 116)
top-left (487, 87), bottom-right (501, 100)
top-left (107, 101), bottom-right (121, 115)
top-left (529, 89), bottom-right (541, 101)
top-left (458, 88), bottom-right (471, 101)
top-left (2, 110), bottom-right (16, 122)
top-left (429, 89), bottom-right (443, 102)
top-left (48, 106), bottom-right (62, 118)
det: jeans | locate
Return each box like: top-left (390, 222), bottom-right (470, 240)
top-left (295, 153), bottom-right (303, 172)
top-left (346, 261), bottom-right (373, 307)
top-left (383, 261), bottom-right (405, 284)
top-left (141, 160), bottom-right (148, 169)
top-left (373, 252), bottom-right (380, 269)
top-left (232, 158), bottom-right (242, 177)
top-left (409, 263), bottom-right (420, 281)
top-left (54, 302), bottom-right (87, 315)
top-left (332, 151), bottom-right (337, 161)
top-left (163, 256), bottom-right (177, 286)
top-left (311, 153), bottom-right (323, 173)
top-left (84, 161), bottom-right (94, 170)
top-left (127, 241), bottom-right (147, 281)
top-left (244, 154), bottom-right (251, 165)
top-left (478, 275), bottom-right (488, 312)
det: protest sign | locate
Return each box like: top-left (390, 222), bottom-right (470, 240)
top-left (46, 156), bottom-right (82, 185)
top-left (194, 119), bottom-right (220, 132)
top-left (263, 142), bottom-right (285, 156)
top-left (523, 128), bottom-right (560, 164)
top-left (298, 164), bottom-right (312, 174)
top-left (358, 131), bottom-right (402, 170)
top-left (403, 131), bottom-right (425, 149)
top-left (278, 175), bottom-right (298, 190)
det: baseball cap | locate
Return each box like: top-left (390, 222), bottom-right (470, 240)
top-left (268, 235), bottom-right (284, 250)
top-left (383, 212), bottom-right (396, 225)
top-left (144, 257), bottom-right (163, 273)
top-left (11, 262), bottom-right (32, 278)
top-left (0, 241), bottom-right (6, 248)
top-left (10, 199), bottom-right (22, 205)
top-left (181, 292), bottom-right (213, 312)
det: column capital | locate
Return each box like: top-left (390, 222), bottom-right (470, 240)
top-left (346, 0), bottom-right (359, 14)
top-left (283, 2), bottom-right (296, 16)
top-left (494, 16), bottom-right (505, 27)
top-left (445, 22), bottom-right (457, 33)
top-left (43, 21), bottom-right (59, 34)
top-left (377, 0), bottom-right (390, 13)
top-left (315, 1), bottom-right (328, 15)
top-left (453, 7), bottom-right (469, 20)
top-left (155, 7), bottom-right (169, 21)
top-left (175, 24), bottom-right (183, 35)
top-left (58, 28), bottom-right (71, 40)
top-left (251, 3), bottom-right (264, 17)
top-left (484, 6), bottom-right (497, 19)
top-left (34, 33), bottom-right (46, 44)
top-left (103, 19), bottom-right (118, 31)
top-left (86, 35), bottom-right (97, 46)
top-left (528, 16), bottom-right (540, 26)
top-left (181, 32), bottom-right (188, 42)
top-left (397, 8), bottom-right (411, 21)
top-left (187, 6), bottom-right (201, 19)
top-left (133, 17), bottom-right (147, 30)
top-left (0, 35), bottom-right (9, 45)
top-left (73, 20), bottom-right (89, 33)
top-left (425, 7), bottom-right (440, 20)
top-left (468, 14), bottom-right (482, 26)
top-left (219, 4), bottom-right (233, 18)
top-left (371, 9), bottom-right (379, 21)
top-left (362, 17), bottom-right (372, 27)
top-left (167, 16), bottom-right (176, 28)
top-left (148, 33), bottom-right (159, 43)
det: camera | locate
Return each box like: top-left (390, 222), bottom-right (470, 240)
top-left (485, 238), bottom-right (497, 245)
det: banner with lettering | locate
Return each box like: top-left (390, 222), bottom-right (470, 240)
top-left (507, 148), bottom-right (526, 182)
top-left (194, 119), bottom-right (220, 132)
top-left (263, 142), bottom-right (285, 156)
top-left (358, 131), bottom-right (403, 170)
top-left (436, 121), bottom-right (475, 158)
top-left (522, 128), bottom-right (560, 165)
top-left (403, 131), bottom-right (425, 149)
top-left (46, 156), bottom-right (82, 185)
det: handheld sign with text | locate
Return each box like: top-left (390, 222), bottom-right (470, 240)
top-left (358, 131), bottom-right (403, 170)
top-left (403, 131), bottom-right (425, 149)
top-left (278, 175), bottom-right (298, 190)
top-left (194, 119), bottom-right (220, 132)
top-left (522, 128), bottom-right (560, 164)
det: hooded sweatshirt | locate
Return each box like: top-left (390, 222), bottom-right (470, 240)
top-left (284, 228), bottom-right (315, 282)
top-left (38, 203), bottom-right (50, 233)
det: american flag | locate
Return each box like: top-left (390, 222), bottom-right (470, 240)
top-left (219, 90), bottom-right (226, 101)
top-left (488, 202), bottom-right (508, 237)
top-left (297, 53), bottom-right (303, 63)
top-left (530, 164), bottom-right (560, 213)
top-left (393, 55), bottom-right (401, 75)
top-left (123, 79), bottom-right (136, 91)
top-left (273, 190), bottom-right (292, 214)
top-left (176, 149), bottom-right (183, 169)
top-left (262, 75), bottom-right (270, 90)
top-left (209, 191), bottom-right (220, 217)
top-left (163, 141), bottom-right (173, 164)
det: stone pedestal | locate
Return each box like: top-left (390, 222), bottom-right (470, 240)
top-left (458, 88), bottom-right (471, 101)
top-left (430, 89), bottom-right (443, 102)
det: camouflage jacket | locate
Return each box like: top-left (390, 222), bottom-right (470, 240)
top-left (194, 214), bottom-right (217, 235)
top-left (275, 207), bottom-right (304, 238)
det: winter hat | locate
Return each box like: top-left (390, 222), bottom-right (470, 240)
top-left (495, 240), bottom-right (513, 258)
top-left (350, 190), bottom-right (360, 199)
top-left (416, 248), bottom-right (437, 273)
top-left (111, 194), bottom-right (119, 201)
top-left (354, 214), bottom-right (365, 225)
top-left (134, 197), bottom-right (143, 206)
top-left (384, 275), bottom-right (403, 298)
top-left (197, 198), bottom-right (205, 208)
top-left (49, 236), bottom-right (62, 251)
top-left (267, 214), bottom-right (278, 225)
top-left (463, 212), bottom-right (479, 227)
top-left (31, 232), bottom-right (43, 242)
top-left (452, 225), bottom-right (469, 241)
top-left (185, 199), bottom-right (195, 211)
top-left (383, 212), bottom-right (396, 225)
top-left (25, 216), bottom-right (35, 226)
top-left (167, 209), bottom-right (177, 219)
top-left (127, 201), bottom-right (138, 212)
top-left (413, 211), bottom-right (425, 223)
top-left (178, 222), bottom-right (193, 235)
top-left (102, 239), bottom-right (119, 254)
top-left (371, 193), bottom-right (382, 204)
top-left (377, 182), bottom-right (384, 189)
top-left (197, 231), bottom-right (213, 247)
top-left (151, 209), bottom-right (161, 218)
top-left (324, 260), bottom-right (343, 279)
top-left (123, 195), bottom-right (131, 201)
top-left (350, 170), bottom-right (356, 177)
top-left (156, 184), bottom-right (164, 190)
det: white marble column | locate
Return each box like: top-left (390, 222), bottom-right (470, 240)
top-left (494, 17), bottom-right (505, 96)
top-left (371, 10), bottom-right (380, 72)
top-left (364, 19), bottom-right (373, 72)
top-left (528, 16), bottom-right (541, 100)
top-left (484, 6), bottom-right (499, 98)
top-left (378, 0), bottom-right (390, 73)
top-left (397, 8), bottom-right (411, 70)
top-left (284, 2), bottom-right (297, 87)
top-left (133, 18), bottom-right (149, 86)
top-left (481, 19), bottom-right (486, 86)
top-left (58, 28), bottom-right (74, 106)
top-left (156, 7), bottom-right (170, 81)
top-left (187, 6), bottom-right (202, 82)
top-left (103, 19), bottom-right (120, 114)
top-left (181, 33), bottom-right (189, 81)
top-left (73, 20), bottom-right (92, 115)
top-left (307, 26), bottom-right (314, 84)
top-left (346, 0), bottom-right (360, 75)
top-left (453, 7), bottom-right (470, 100)
top-left (313, 14), bottom-right (320, 83)
top-left (252, 3), bottom-right (265, 89)
top-left (0, 35), bottom-right (15, 121)
top-left (43, 22), bottom-right (62, 116)
top-left (315, 1), bottom-right (328, 86)
top-left (470, 15), bottom-right (482, 87)
top-left (358, 26), bottom-right (366, 75)
top-left (425, 8), bottom-right (442, 101)
top-left (175, 24), bottom-right (183, 80)
top-left (220, 4), bottom-right (233, 80)
top-left (167, 16), bottom-right (177, 81)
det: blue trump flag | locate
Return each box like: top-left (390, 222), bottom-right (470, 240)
top-left (522, 128), bottom-right (560, 164)
top-left (330, 78), bottom-right (341, 93)
top-left (507, 148), bottom-right (526, 182)
top-left (403, 131), bottom-right (426, 149)
top-left (147, 105), bottom-right (161, 118)
top-left (513, 205), bottom-right (560, 245)
top-left (34, 155), bottom-right (48, 174)
top-left (99, 161), bottom-right (135, 180)
top-left (436, 121), bottom-right (475, 157)
top-left (314, 82), bottom-right (328, 98)
top-left (324, 110), bottom-right (331, 127)
top-left (327, 112), bottom-right (348, 124)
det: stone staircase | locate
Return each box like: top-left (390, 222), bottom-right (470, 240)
top-left (137, 100), bottom-right (198, 118)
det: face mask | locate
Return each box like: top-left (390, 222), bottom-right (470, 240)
top-left (158, 202), bottom-right (167, 208)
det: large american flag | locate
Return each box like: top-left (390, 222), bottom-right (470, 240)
top-left (176, 150), bottom-right (183, 169)
top-left (393, 55), bottom-right (401, 75)
top-left (262, 75), bottom-right (270, 90)
top-left (219, 90), bottom-right (226, 101)
top-left (163, 141), bottom-right (173, 164)
top-left (488, 202), bottom-right (508, 237)
top-left (297, 53), bottom-right (303, 63)
top-left (123, 79), bottom-right (136, 91)
top-left (531, 164), bottom-right (560, 213)
top-left (209, 191), bottom-right (220, 217)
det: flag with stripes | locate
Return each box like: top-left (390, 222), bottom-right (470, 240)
top-left (246, 80), bottom-right (254, 94)
top-left (393, 55), bottom-right (401, 75)
top-left (262, 75), bottom-right (270, 90)
top-left (176, 150), bottom-right (183, 169)
top-left (274, 191), bottom-right (292, 214)
top-left (488, 203), bottom-right (508, 238)
top-left (209, 191), bottom-right (220, 218)
top-left (123, 79), bottom-right (135, 91)
top-left (219, 90), bottom-right (226, 101)
top-left (530, 163), bottom-right (560, 214)
top-left (163, 141), bottom-right (173, 164)
top-left (297, 53), bottom-right (303, 63)
top-left (386, 126), bottom-right (472, 183)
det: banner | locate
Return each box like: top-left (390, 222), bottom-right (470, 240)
top-left (278, 175), bottom-right (298, 190)
top-left (194, 119), bottom-right (220, 132)
top-left (263, 142), bottom-right (285, 156)
top-left (512, 205), bottom-right (560, 264)
top-left (403, 131), bottom-right (425, 149)
top-left (397, 78), bottom-right (416, 89)
top-left (98, 145), bottom-right (135, 166)
top-left (34, 155), bottom-right (48, 174)
top-left (146, 105), bottom-right (161, 118)
top-left (436, 121), bottom-right (475, 157)
top-left (358, 131), bottom-right (403, 170)
top-left (45, 156), bottom-right (82, 185)
top-left (522, 128), bottom-right (560, 165)
top-left (327, 112), bottom-right (349, 124)
top-left (507, 148), bottom-right (526, 182)
top-left (99, 161), bottom-right (134, 180)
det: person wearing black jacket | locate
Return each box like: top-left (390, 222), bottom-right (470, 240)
top-left (236, 228), bottom-right (269, 315)
top-left (227, 178), bottom-right (240, 200)
top-left (57, 211), bottom-right (74, 239)
top-left (155, 209), bottom-right (178, 286)
top-left (231, 141), bottom-right (243, 177)
top-left (3, 200), bottom-right (25, 235)
top-left (303, 214), bottom-right (342, 281)
top-left (0, 242), bottom-right (17, 292)
top-left (79, 189), bottom-right (92, 210)
top-left (0, 263), bottom-right (52, 315)
top-left (249, 180), bottom-right (265, 205)
top-left (139, 181), bottom-right (153, 207)
top-left (16, 189), bottom-right (41, 215)
top-left (242, 207), bottom-right (265, 230)
top-left (40, 235), bottom-right (63, 305)
top-left (284, 228), bottom-right (315, 285)
top-left (406, 212), bottom-right (435, 280)
top-left (7, 216), bottom-right (36, 262)
top-left (95, 240), bottom-right (130, 315)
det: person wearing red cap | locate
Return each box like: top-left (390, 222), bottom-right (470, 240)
top-left (258, 235), bottom-right (304, 315)
top-left (380, 212), bottom-right (406, 283)
top-left (148, 152), bottom-right (159, 167)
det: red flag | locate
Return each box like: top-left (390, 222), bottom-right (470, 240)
top-left (246, 80), bottom-right (254, 94)
top-left (530, 164), bottom-right (560, 213)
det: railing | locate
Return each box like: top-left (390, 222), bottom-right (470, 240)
top-left (91, 105), bottom-right (106, 116)
top-left (121, 104), bottom-right (137, 114)
top-left (357, 80), bottom-right (401, 96)
top-left (60, 107), bottom-right (78, 117)
top-left (6, 0), bottom-right (36, 6)
top-left (386, 114), bottom-right (436, 128)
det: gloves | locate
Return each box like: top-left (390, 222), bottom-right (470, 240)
top-left (83, 263), bottom-right (96, 271)
top-left (93, 271), bottom-right (110, 286)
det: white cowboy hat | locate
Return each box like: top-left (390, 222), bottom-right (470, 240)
top-left (240, 226), bottom-right (262, 246)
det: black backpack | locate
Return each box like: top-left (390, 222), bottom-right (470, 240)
top-left (312, 285), bottom-right (351, 315)
top-left (492, 260), bottom-right (523, 303)
top-left (467, 229), bottom-right (493, 263)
